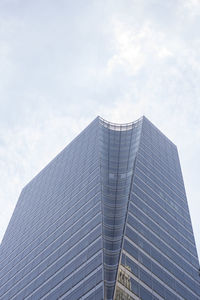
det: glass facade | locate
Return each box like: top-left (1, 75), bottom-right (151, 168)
top-left (115, 117), bottom-right (200, 300)
top-left (0, 116), bottom-right (199, 300)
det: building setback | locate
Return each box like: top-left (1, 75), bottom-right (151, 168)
top-left (0, 116), bottom-right (199, 300)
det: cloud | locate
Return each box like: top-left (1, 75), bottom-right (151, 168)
top-left (183, 0), bottom-right (200, 17)
top-left (107, 18), bottom-right (173, 75)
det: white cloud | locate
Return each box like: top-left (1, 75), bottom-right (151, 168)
top-left (183, 0), bottom-right (200, 17)
top-left (107, 19), bottom-right (173, 76)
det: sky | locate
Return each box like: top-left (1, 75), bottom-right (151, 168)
top-left (0, 0), bottom-right (199, 260)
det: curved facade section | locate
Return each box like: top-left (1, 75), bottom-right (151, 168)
top-left (99, 117), bottom-right (142, 300)
top-left (1, 116), bottom-right (199, 300)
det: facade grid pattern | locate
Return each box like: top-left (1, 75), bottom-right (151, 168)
top-left (0, 116), bottom-right (199, 300)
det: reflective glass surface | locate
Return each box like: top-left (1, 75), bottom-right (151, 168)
top-left (0, 118), bottom-right (103, 300)
top-left (0, 116), bottom-right (199, 300)
top-left (118, 117), bottom-right (200, 300)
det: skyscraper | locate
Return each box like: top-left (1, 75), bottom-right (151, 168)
top-left (0, 116), bottom-right (199, 300)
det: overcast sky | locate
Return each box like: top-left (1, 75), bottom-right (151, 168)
top-left (0, 0), bottom-right (199, 260)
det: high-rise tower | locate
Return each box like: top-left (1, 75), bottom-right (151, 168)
top-left (0, 116), bottom-right (199, 300)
